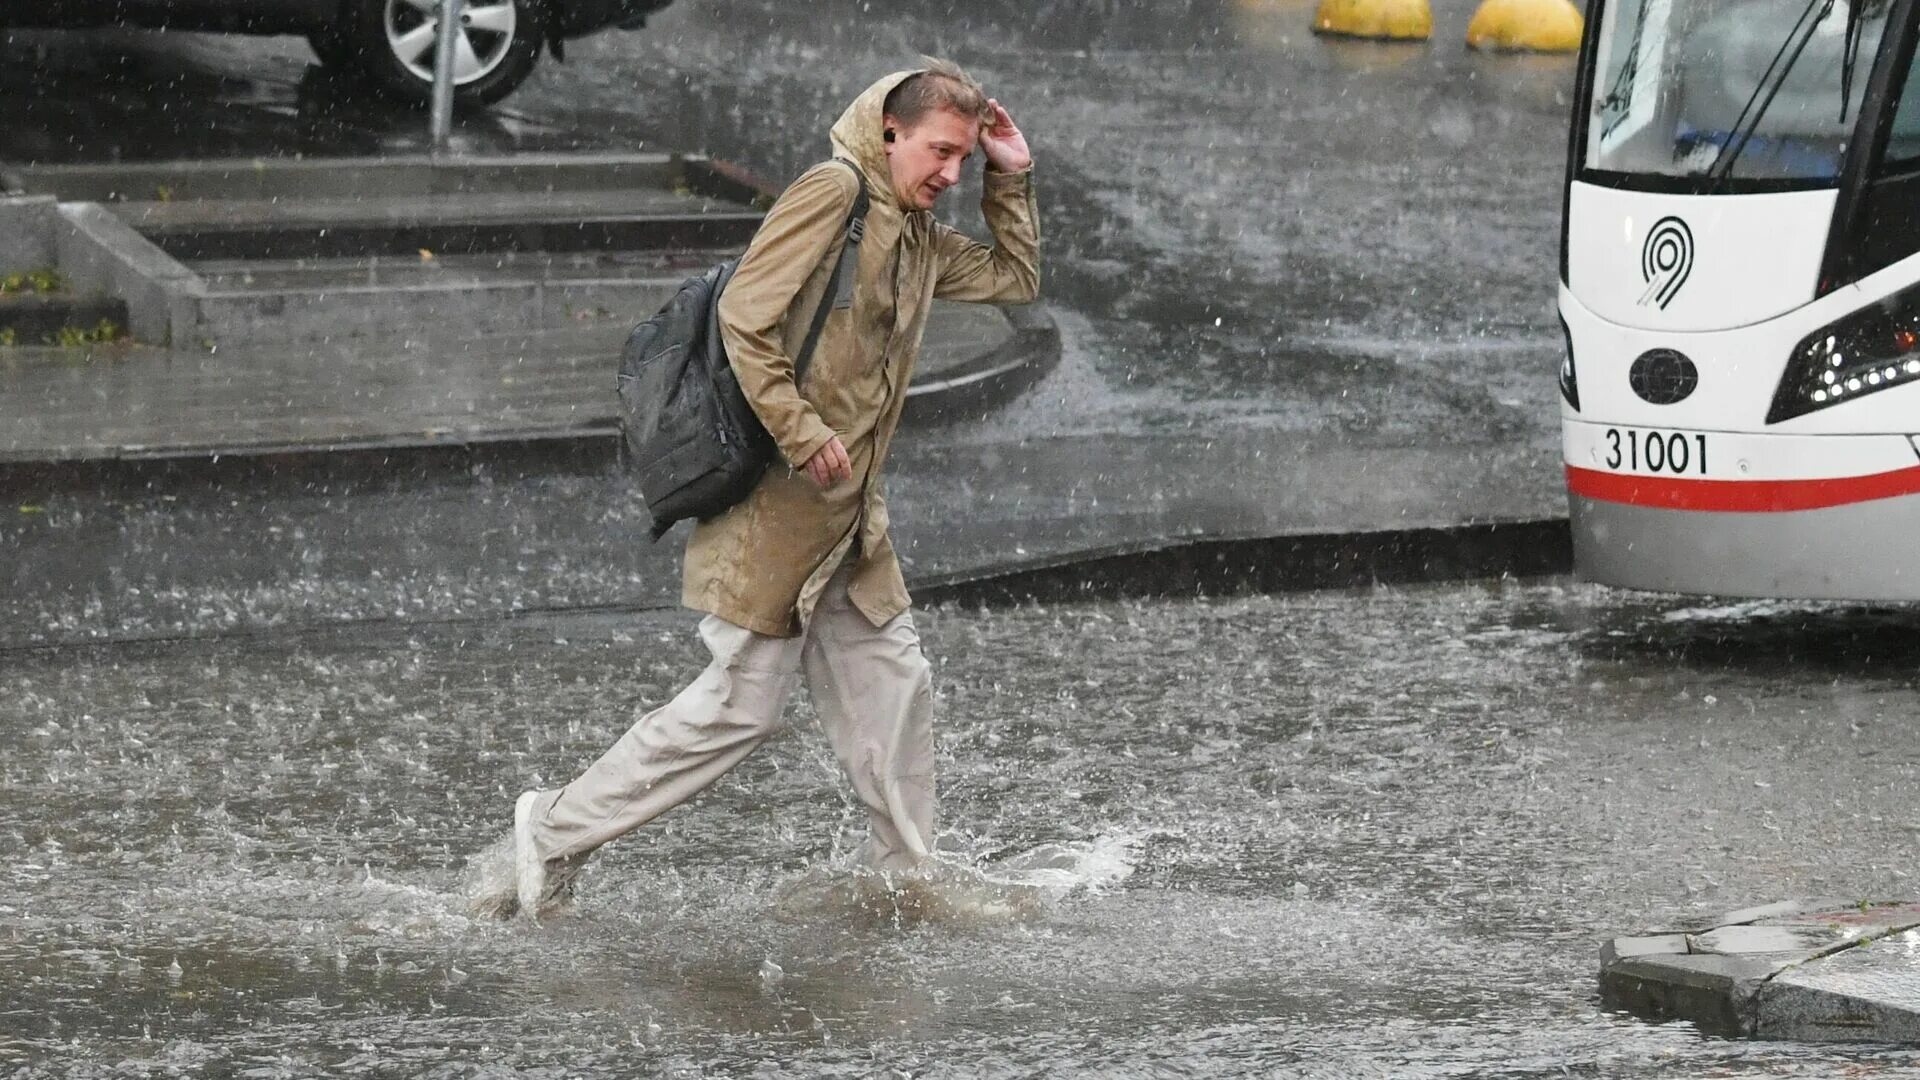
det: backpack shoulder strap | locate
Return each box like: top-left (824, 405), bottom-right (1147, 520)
top-left (792, 159), bottom-right (870, 384)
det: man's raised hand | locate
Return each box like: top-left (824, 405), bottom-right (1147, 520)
top-left (979, 99), bottom-right (1031, 173)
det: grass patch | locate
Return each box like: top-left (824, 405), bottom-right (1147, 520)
top-left (0, 319), bottom-right (128, 349)
top-left (53, 319), bottom-right (125, 348)
top-left (1, 268), bottom-right (65, 295)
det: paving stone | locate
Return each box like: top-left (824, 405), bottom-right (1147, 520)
top-left (1689, 924), bottom-right (1855, 958)
top-left (1600, 951), bottom-right (1803, 1037)
top-left (1603, 900), bottom-right (1920, 1043)
top-left (1659, 898), bottom-right (1852, 934)
top-left (1760, 901), bottom-right (1920, 931)
top-left (1757, 930), bottom-right (1920, 1042)
top-left (1598, 934), bottom-right (1687, 967)
top-left (1711, 899), bottom-right (1846, 927)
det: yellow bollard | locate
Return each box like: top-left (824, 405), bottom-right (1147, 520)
top-left (1312, 0), bottom-right (1434, 40)
top-left (1465, 0), bottom-right (1583, 52)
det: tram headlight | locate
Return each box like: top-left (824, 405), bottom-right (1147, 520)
top-left (1768, 284), bottom-right (1920, 423)
top-left (1559, 315), bottom-right (1580, 411)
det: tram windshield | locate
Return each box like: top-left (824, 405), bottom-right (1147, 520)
top-left (1583, 0), bottom-right (1914, 185)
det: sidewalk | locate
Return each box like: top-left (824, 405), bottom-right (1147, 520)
top-left (0, 300), bottom-right (1052, 467)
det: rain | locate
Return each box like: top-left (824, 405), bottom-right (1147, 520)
top-left (6, 0), bottom-right (1920, 1074)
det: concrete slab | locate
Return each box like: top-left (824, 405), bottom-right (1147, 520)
top-left (1691, 924), bottom-right (1860, 956)
top-left (1709, 899), bottom-right (1854, 930)
top-left (1602, 901), bottom-right (1920, 1042)
top-left (127, 198), bottom-right (765, 261)
top-left (2, 153), bottom-right (762, 205)
top-left (0, 301), bottom-right (1052, 466)
top-left (187, 276), bottom-right (683, 347)
top-left (0, 195), bottom-right (59, 274)
top-left (6, 153), bottom-right (775, 345)
top-left (52, 201), bottom-right (204, 345)
top-left (1601, 951), bottom-right (1806, 1037)
top-left (1760, 901), bottom-right (1920, 931)
top-left (1599, 934), bottom-right (1688, 966)
top-left (1758, 930), bottom-right (1920, 1042)
top-left (189, 248), bottom-right (732, 291)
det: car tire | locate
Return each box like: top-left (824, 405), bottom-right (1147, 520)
top-left (339, 0), bottom-right (544, 107)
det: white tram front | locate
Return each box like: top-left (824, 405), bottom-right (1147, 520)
top-left (1562, 0), bottom-right (1920, 597)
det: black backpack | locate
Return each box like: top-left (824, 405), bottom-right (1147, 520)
top-left (616, 160), bottom-right (870, 540)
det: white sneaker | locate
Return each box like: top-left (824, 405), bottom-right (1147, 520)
top-left (513, 790), bottom-right (548, 921)
top-left (460, 832), bottom-right (519, 920)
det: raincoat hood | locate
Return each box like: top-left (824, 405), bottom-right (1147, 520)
top-left (829, 69), bottom-right (921, 212)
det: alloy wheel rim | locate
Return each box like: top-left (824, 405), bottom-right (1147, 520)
top-left (383, 0), bottom-right (516, 85)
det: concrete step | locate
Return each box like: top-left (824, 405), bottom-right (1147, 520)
top-left (191, 274), bottom-right (684, 346)
top-left (1, 153), bottom-right (756, 205)
top-left (0, 291), bottom-right (129, 345)
top-left (116, 190), bottom-right (764, 260)
top-left (184, 249), bottom-right (742, 344)
top-left (189, 248), bottom-right (736, 292)
top-left (2, 153), bottom-right (780, 349)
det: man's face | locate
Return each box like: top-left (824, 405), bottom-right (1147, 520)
top-left (884, 108), bottom-right (980, 210)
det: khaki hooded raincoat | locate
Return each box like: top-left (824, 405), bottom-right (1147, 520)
top-left (687, 70), bottom-right (1041, 637)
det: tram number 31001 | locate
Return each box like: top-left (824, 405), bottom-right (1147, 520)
top-left (1604, 428), bottom-right (1708, 476)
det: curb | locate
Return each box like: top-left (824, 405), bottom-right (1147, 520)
top-left (1600, 898), bottom-right (1920, 1042)
top-left (904, 302), bottom-right (1061, 425)
top-left (0, 518), bottom-right (1574, 654)
top-left (0, 428), bottom-right (621, 499)
top-left (916, 519), bottom-right (1571, 606)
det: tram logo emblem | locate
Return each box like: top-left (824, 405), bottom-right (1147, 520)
top-left (1638, 216), bottom-right (1694, 310)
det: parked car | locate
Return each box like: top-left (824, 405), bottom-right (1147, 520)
top-left (3, 0), bottom-right (676, 104)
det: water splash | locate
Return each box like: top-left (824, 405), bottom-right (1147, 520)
top-left (771, 834), bottom-right (1140, 928)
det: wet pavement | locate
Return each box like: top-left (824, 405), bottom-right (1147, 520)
top-left (1, 0), bottom-right (1573, 646)
top-left (8, 582), bottom-right (1920, 1074)
top-left (1601, 900), bottom-right (1920, 1041)
top-left (2, 0), bottom-right (1572, 445)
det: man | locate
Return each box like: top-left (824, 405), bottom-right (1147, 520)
top-left (500, 60), bottom-right (1039, 919)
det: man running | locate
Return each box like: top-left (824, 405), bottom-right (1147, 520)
top-left (500, 60), bottom-right (1039, 919)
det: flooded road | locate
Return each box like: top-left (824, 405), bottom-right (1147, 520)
top-left (7, 580), bottom-right (1920, 1075)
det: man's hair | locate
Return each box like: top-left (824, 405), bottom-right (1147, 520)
top-left (883, 58), bottom-right (993, 130)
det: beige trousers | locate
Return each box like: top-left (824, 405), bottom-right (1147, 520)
top-left (528, 567), bottom-right (936, 873)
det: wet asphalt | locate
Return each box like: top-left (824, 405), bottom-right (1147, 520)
top-left (7, 583), bottom-right (1920, 1075)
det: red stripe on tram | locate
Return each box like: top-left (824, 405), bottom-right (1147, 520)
top-left (1566, 463), bottom-right (1920, 512)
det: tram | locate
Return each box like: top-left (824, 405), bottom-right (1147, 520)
top-left (1560, 0), bottom-right (1920, 597)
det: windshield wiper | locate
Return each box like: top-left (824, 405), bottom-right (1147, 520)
top-left (1707, 0), bottom-right (1836, 187)
top-left (1840, 0), bottom-right (1868, 123)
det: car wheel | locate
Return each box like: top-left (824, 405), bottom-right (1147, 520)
top-left (343, 0), bottom-right (544, 106)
